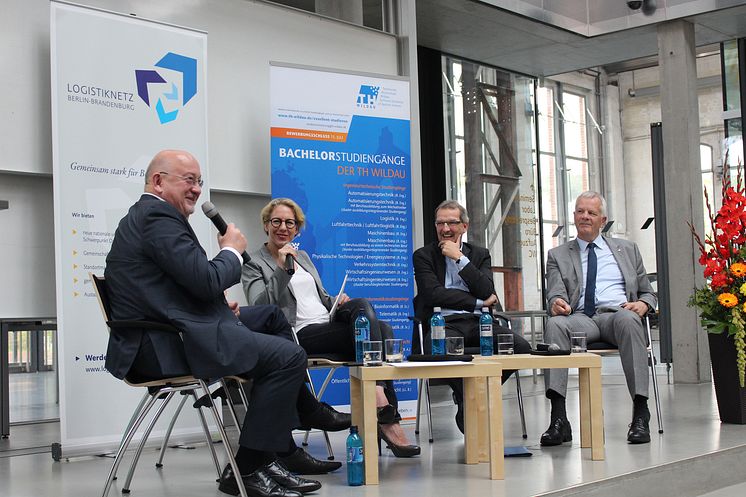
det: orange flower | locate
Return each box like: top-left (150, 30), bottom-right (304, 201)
top-left (718, 293), bottom-right (739, 308)
top-left (731, 262), bottom-right (746, 277)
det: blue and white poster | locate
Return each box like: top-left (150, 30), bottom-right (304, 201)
top-left (269, 64), bottom-right (416, 416)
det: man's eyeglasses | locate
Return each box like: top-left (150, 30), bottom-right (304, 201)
top-left (269, 218), bottom-right (297, 229)
top-left (159, 171), bottom-right (204, 187)
top-left (435, 220), bottom-right (462, 228)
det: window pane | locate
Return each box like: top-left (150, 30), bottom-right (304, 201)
top-left (700, 144), bottom-right (712, 172)
top-left (562, 92), bottom-right (588, 159)
top-left (540, 153), bottom-right (558, 223)
top-left (565, 158), bottom-right (590, 223)
top-left (723, 41), bottom-right (741, 112)
top-left (538, 87), bottom-right (555, 153)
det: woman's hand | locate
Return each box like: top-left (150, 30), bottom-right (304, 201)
top-left (337, 292), bottom-right (350, 305)
top-left (277, 243), bottom-right (297, 265)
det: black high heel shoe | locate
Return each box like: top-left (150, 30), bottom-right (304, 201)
top-left (377, 424), bottom-right (421, 458)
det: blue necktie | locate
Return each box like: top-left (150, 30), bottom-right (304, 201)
top-left (584, 242), bottom-right (597, 317)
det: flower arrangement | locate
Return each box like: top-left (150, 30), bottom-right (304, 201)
top-left (689, 166), bottom-right (746, 388)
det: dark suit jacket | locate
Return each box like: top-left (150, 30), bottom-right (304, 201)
top-left (104, 194), bottom-right (259, 380)
top-left (412, 241), bottom-right (497, 344)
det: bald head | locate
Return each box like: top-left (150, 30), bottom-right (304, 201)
top-left (144, 149), bottom-right (203, 218)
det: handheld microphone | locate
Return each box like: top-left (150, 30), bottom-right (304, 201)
top-left (201, 201), bottom-right (250, 265)
top-left (285, 254), bottom-right (295, 275)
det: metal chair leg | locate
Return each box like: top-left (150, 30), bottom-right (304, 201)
top-left (191, 391), bottom-right (222, 479)
top-left (645, 316), bottom-right (664, 434)
top-left (101, 393), bottom-right (161, 497)
top-left (155, 393), bottom-right (189, 468)
top-left (122, 392), bottom-right (176, 493)
top-left (415, 379), bottom-right (424, 435)
top-left (112, 391), bottom-right (150, 481)
top-left (424, 379), bottom-right (433, 443)
top-left (220, 379), bottom-right (242, 432)
top-left (301, 368), bottom-right (336, 460)
top-left (199, 380), bottom-right (248, 497)
top-left (515, 370), bottom-right (528, 439)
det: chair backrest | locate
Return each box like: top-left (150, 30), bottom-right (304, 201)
top-left (90, 273), bottom-right (113, 331)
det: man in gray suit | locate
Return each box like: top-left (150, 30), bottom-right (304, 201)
top-left (541, 191), bottom-right (656, 446)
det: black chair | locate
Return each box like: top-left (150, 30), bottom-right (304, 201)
top-left (586, 313), bottom-right (663, 434)
top-left (409, 311), bottom-right (527, 442)
top-left (90, 274), bottom-right (250, 497)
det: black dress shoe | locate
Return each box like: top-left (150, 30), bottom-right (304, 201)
top-left (453, 392), bottom-right (465, 434)
top-left (627, 415), bottom-right (651, 444)
top-left (263, 461), bottom-right (321, 493)
top-left (298, 402), bottom-right (351, 432)
top-left (540, 417), bottom-right (572, 446)
top-left (278, 448), bottom-right (342, 475)
top-left (218, 465), bottom-right (303, 497)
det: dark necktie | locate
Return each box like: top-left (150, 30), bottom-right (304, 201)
top-left (584, 242), bottom-right (597, 317)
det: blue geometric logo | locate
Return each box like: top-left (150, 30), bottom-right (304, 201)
top-left (135, 52), bottom-right (197, 124)
top-left (356, 85), bottom-right (380, 109)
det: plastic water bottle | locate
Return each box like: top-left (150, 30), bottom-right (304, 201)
top-left (430, 307), bottom-right (446, 355)
top-left (346, 425), bottom-right (364, 486)
top-left (480, 307), bottom-right (494, 356)
top-left (354, 310), bottom-right (370, 362)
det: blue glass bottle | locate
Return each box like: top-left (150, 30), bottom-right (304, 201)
top-left (354, 310), bottom-right (370, 362)
top-left (480, 307), bottom-right (494, 356)
top-left (430, 307), bottom-right (446, 355)
top-left (346, 425), bottom-right (364, 486)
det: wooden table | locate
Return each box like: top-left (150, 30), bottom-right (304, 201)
top-left (349, 361), bottom-right (505, 484)
top-left (473, 353), bottom-right (605, 461)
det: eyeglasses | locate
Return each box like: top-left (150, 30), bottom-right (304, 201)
top-left (435, 220), bottom-right (462, 228)
top-left (159, 171), bottom-right (204, 187)
top-left (269, 218), bottom-right (297, 229)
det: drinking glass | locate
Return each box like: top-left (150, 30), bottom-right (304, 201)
top-left (384, 338), bottom-right (404, 363)
top-left (362, 340), bottom-right (383, 366)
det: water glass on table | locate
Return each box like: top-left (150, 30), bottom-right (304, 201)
top-left (497, 333), bottom-right (514, 355)
top-left (446, 336), bottom-right (464, 356)
top-left (363, 340), bottom-right (383, 366)
top-left (384, 338), bottom-right (403, 363)
top-left (571, 331), bottom-right (587, 353)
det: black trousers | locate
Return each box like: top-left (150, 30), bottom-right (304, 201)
top-left (423, 313), bottom-right (532, 402)
top-left (130, 304), bottom-right (307, 452)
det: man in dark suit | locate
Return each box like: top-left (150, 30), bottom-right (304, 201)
top-left (105, 150), bottom-right (337, 497)
top-left (541, 191), bottom-right (656, 446)
top-left (413, 200), bottom-right (531, 433)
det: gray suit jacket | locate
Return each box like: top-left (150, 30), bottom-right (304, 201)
top-left (242, 244), bottom-right (333, 327)
top-left (546, 237), bottom-right (657, 315)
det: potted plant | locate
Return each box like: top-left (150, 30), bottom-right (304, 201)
top-left (689, 167), bottom-right (746, 423)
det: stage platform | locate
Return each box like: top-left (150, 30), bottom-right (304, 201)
top-left (2, 371), bottom-right (746, 497)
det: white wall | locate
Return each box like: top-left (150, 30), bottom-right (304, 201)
top-left (0, 0), bottom-right (400, 317)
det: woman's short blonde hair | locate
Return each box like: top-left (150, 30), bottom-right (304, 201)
top-left (260, 198), bottom-right (306, 231)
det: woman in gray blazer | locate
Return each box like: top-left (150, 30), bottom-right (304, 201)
top-left (242, 198), bottom-right (419, 458)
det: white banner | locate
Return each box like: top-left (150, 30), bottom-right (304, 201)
top-left (51, 1), bottom-right (209, 455)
